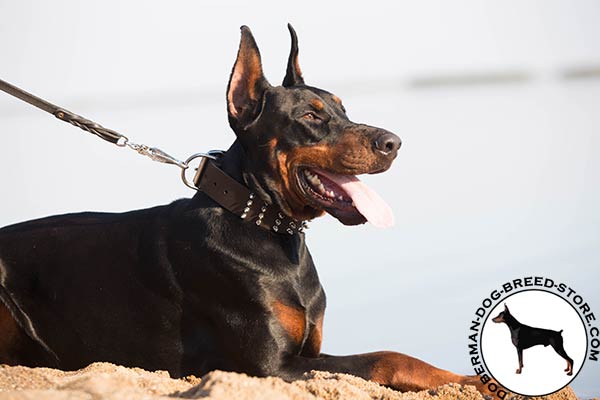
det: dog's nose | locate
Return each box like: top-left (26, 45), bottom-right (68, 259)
top-left (374, 132), bottom-right (401, 156)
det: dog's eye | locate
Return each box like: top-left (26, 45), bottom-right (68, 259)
top-left (302, 112), bottom-right (322, 122)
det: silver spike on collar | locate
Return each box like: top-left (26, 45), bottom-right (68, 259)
top-left (240, 192), bottom-right (307, 235)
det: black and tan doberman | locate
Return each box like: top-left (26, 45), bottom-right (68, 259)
top-left (0, 25), bottom-right (488, 394)
top-left (492, 304), bottom-right (574, 375)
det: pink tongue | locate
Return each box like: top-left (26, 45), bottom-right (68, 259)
top-left (316, 170), bottom-right (395, 228)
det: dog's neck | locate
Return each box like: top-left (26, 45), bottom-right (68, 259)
top-left (214, 140), bottom-right (282, 214)
top-left (218, 140), bottom-right (247, 185)
top-left (503, 313), bottom-right (522, 330)
top-left (193, 140), bottom-right (306, 263)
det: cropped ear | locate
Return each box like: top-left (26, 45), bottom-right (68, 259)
top-left (282, 23), bottom-right (305, 87)
top-left (227, 26), bottom-right (271, 130)
top-left (504, 303), bottom-right (509, 312)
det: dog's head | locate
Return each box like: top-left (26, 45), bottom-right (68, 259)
top-left (226, 25), bottom-right (401, 227)
top-left (492, 304), bottom-right (511, 323)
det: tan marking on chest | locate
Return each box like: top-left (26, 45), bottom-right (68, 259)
top-left (272, 300), bottom-right (306, 345)
top-left (302, 313), bottom-right (323, 357)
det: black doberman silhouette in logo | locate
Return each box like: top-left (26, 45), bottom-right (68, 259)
top-left (492, 304), bottom-right (573, 375)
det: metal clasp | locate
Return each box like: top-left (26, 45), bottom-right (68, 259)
top-left (180, 150), bottom-right (225, 190)
top-left (125, 142), bottom-right (188, 169)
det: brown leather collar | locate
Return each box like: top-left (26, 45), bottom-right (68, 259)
top-left (193, 158), bottom-right (306, 235)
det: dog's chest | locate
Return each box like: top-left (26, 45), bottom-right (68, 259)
top-left (264, 256), bottom-right (325, 355)
top-left (511, 327), bottom-right (521, 346)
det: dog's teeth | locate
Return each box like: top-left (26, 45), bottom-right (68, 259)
top-left (318, 183), bottom-right (325, 193)
top-left (305, 170), bottom-right (318, 181)
top-left (311, 176), bottom-right (321, 186)
top-left (328, 190), bottom-right (335, 198)
top-left (338, 195), bottom-right (343, 201)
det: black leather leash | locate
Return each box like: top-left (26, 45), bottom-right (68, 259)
top-left (0, 78), bottom-right (305, 235)
top-left (1, 78), bottom-right (127, 145)
top-left (0, 78), bottom-right (189, 167)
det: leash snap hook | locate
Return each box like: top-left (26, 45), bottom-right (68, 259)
top-left (125, 142), bottom-right (188, 169)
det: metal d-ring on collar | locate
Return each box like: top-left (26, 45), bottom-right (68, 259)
top-left (0, 78), bottom-right (307, 236)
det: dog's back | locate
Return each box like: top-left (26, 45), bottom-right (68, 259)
top-left (517, 324), bottom-right (563, 349)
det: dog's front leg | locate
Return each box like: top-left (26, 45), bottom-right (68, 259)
top-left (272, 351), bottom-right (493, 395)
top-left (516, 348), bottom-right (523, 374)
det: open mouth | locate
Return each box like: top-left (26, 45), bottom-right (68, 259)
top-left (296, 167), bottom-right (394, 227)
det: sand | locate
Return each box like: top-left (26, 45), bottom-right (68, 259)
top-left (0, 362), bottom-right (582, 400)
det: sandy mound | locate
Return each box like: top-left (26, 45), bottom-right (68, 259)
top-left (0, 362), bottom-right (580, 400)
